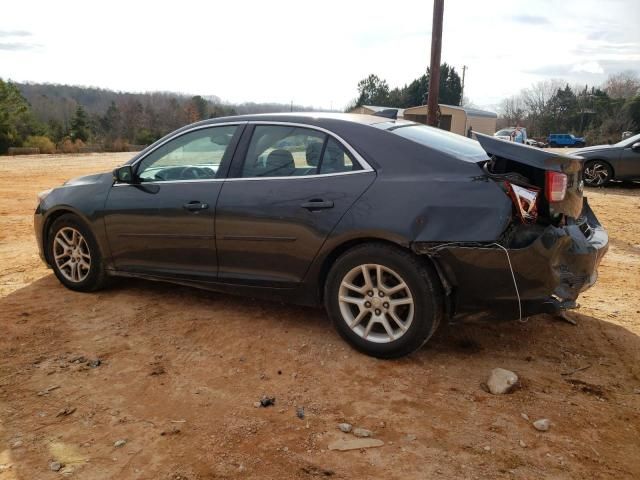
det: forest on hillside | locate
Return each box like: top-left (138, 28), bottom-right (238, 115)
top-left (0, 80), bottom-right (316, 154)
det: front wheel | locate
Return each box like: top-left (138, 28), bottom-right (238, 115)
top-left (48, 214), bottom-right (108, 292)
top-left (324, 243), bottom-right (444, 358)
top-left (583, 160), bottom-right (612, 187)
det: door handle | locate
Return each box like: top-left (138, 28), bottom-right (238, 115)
top-left (183, 201), bottom-right (209, 211)
top-left (300, 199), bottom-right (334, 211)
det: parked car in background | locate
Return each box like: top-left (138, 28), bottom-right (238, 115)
top-left (494, 127), bottom-right (527, 144)
top-left (575, 132), bottom-right (640, 186)
top-left (525, 138), bottom-right (547, 148)
top-left (548, 133), bottom-right (585, 148)
top-left (34, 113), bottom-right (608, 358)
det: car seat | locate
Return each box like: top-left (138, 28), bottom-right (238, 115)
top-left (264, 149), bottom-right (295, 176)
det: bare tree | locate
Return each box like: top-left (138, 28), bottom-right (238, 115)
top-left (521, 80), bottom-right (564, 118)
top-left (604, 71), bottom-right (640, 99)
top-left (500, 95), bottom-right (527, 126)
top-left (520, 79), bottom-right (565, 135)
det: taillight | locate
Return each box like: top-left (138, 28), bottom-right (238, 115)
top-left (545, 171), bottom-right (567, 202)
top-left (505, 182), bottom-right (539, 223)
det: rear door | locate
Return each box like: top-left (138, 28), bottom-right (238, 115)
top-left (103, 124), bottom-right (243, 279)
top-left (215, 123), bottom-right (375, 287)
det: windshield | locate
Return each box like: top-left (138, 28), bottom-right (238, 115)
top-left (384, 123), bottom-right (489, 161)
top-left (495, 129), bottom-right (513, 136)
top-left (615, 132), bottom-right (640, 147)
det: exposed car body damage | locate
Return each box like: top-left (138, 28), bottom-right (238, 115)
top-left (415, 200), bottom-right (607, 320)
top-left (409, 135), bottom-right (608, 321)
top-left (475, 133), bottom-right (584, 218)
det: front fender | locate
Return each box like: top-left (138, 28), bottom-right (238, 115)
top-left (36, 177), bottom-right (113, 268)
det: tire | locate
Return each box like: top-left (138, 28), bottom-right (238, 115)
top-left (324, 243), bottom-right (444, 359)
top-left (583, 160), bottom-right (613, 187)
top-left (549, 142), bottom-right (557, 147)
top-left (47, 213), bottom-right (108, 292)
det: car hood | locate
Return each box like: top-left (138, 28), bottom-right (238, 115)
top-left (63, 172), bottom-right (113, 187)
top-left (573, 144), bottom-right (615, 154)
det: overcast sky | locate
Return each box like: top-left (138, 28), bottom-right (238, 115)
top-left (1, 0), bottom-right (639, 110)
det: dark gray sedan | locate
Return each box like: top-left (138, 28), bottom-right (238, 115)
top-left (34, 113), bottom-right (608, 358)
top-left (577, 133), bottom-right (640, 186)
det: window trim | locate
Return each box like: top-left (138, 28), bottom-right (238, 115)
top-left (115, 120), bottom-right (374, 185)
top-left (226, 121), bottom-right (374, 181)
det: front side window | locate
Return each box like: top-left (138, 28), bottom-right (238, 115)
top-left (616, 132), bottom-right (640, 147)
top-left (240, 125), bottom-right (361, 178)
top-left (136, 125), bottom-right (238, 182)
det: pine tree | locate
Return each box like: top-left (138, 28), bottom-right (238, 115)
top-left (70, 105), bottom-right (90, 142)
top-left (0, 78), bottom-right (30, 153)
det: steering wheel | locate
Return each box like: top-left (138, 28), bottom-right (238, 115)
top-left (181, 166), bottom-right (203, 180)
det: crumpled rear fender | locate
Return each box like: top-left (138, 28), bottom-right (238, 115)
top-left (413, 199), bottom-right (608, 320)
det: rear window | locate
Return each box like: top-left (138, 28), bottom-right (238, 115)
top-left (385, 124), bottom-right (489, 161)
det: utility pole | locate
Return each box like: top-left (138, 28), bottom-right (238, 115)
top-left (427, 0), bottom-right (444, 127)
top-left (460, 65), bottom-right (467, 106)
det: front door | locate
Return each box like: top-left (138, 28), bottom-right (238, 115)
top-left (618, 142), bottom-right (640, 178)
top-left (103, 124), bottom-right (242, 279)
top-left (215, 124), bottom-right (375, 287)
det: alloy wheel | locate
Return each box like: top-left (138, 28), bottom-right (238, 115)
top-left (338, 264), bottom-right (414, 343)
top-left (53, 227), bottom-right (91, 283)
top-left (584, 163), bottom-right (609, 186)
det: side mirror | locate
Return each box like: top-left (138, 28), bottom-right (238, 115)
top-left (632, 142), bottom-right (640, 152)
top-left (113, 165), bottom-right (135, 183)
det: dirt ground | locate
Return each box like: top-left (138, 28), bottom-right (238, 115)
top-left (0, 152), bottom-right (639, 480)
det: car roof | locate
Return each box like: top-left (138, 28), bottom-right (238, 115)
top-left (200, 111), bottom-right (398, 127)
top-left (129, 112), bottom-right (488, 176)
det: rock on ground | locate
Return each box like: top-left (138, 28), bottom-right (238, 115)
top-left (533, 419), bottom-right (551, 431)
top-left (487, 368), bottom-right (519, 395)
top-left (352, 427), bottom-right (373, 438)
top-left (328, 438), bottom-right (384, 451)
top-left (337, 423), bottom-right (352, 433)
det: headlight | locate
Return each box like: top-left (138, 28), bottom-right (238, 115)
top-left (36, 188), bottom-right (53, 204)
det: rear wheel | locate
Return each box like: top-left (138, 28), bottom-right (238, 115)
top-left (324, 243), bottom-right (443, 358)
top-left (583, 160), bottom-right (612, 187)
top-left (48, 214), bottom-right (108, 292)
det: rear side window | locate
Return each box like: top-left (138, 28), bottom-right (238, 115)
top-left (388, 124), bottom-right (488, 161)
top-left (318, 138), bottom-right (358, 174)
top-left (240, 125), bottom-right (361, 178)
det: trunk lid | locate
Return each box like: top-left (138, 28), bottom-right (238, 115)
top-left (475, 133), bottom-right (584, 219)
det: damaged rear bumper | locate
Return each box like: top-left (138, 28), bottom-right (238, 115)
top-left (415, 199), bottom-right (608, 320)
